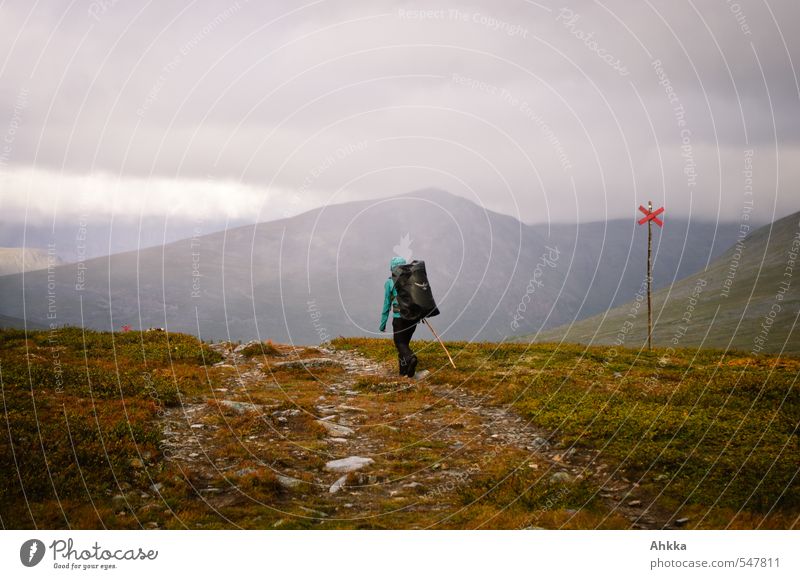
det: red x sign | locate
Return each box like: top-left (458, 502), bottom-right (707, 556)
top-left (638, 205), bottom-right (664, 227)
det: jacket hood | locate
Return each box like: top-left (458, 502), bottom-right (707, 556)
top-left (390, 256), bottom-right (406, 272)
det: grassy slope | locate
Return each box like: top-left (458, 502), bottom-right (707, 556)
top-left (0, 327), bottom-right (222, 528)
top-left (1, 328), bottom-right (797, 529)
top-left (338, 337), bottom-right (800, 528)
top-left (531, 211), bottom-right (800, 355)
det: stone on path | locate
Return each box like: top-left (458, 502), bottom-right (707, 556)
top-left (272, 358), bottom-right (340, 370)
top-left (317, 420), bottom-right (355, 437)
top-left (329, 475), bottom-right (348, 494)
top-left (325, 456), bottom-right (374, 473)
top-left (529, 436), bottom-right (550, 451)
top-left (337, 404), bottom-right (367, 413)
top-left (218, 400), bottom-right (262, 414)
top-left (276, 475), bottom-right (303, 489)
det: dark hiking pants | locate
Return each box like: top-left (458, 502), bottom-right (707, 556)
top-left (392, 317), bottom-right (418, 376)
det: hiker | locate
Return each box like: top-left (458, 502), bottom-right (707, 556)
top-left (379, 256), bottom-right (418, 377)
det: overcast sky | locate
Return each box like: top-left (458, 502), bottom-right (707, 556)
top-left (1, 0), bottom-right (798, 235)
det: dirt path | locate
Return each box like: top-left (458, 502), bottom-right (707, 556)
top-left (157, 341), bottom-right (675, 529)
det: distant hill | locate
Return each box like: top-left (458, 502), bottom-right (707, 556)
top-left (0, 313), bottom-right (47, 330)
top-left (0, 189), bottom-right (745, 343)
top-left (0, 247), bottom-right (62, 276)
top-left (531, 211), bottom-right (800, 355)
top-left (526, 217), bottom-right (745, 322)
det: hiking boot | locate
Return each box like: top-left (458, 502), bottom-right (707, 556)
top-left (406, 354), bottom-right (418, 377)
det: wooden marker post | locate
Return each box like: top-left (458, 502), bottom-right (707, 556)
top-left (637, 201), bottom-right (664, 351)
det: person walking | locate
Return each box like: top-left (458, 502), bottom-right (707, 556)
top-left (379, 256), bottom-right (418, 377)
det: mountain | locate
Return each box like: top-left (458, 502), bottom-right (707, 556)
top-left (526, 217), bottom-right (745, 320)
top-left (532, 211), bottom-right (800, 355)
top-left (0, 313), bottom-right (47, 330)
top-left (0, 216), bottom-right (256, 263)
top-left (0, 189), bottom-right (746, 343)
top-left (0, 247), bottom-right (62, 276)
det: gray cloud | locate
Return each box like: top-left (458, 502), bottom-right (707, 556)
top-left (1, 0), bottom-right (798, 229)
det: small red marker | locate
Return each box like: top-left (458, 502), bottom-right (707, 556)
top-left (638, 205), bottom-right (665, 227)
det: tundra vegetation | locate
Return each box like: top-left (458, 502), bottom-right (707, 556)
top-left (1, 328), bottom-right (797, 529)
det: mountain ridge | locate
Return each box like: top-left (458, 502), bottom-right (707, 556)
top-left (531, 210), bottom-right (800, 354)
top-left (0, 188), bottom-right (761, 343)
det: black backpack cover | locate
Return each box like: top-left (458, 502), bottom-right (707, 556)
top-left (391, 260), bottom-right (440, 321)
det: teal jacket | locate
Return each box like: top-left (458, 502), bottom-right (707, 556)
top-left (379, 256), bottom-right (406, 331)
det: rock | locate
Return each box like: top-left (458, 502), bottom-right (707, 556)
top-left (276, 475), bottom-right (303, 489)
top-left (329, 475), bottom-right (348, 494)
top-left (402, 481), bottom-right (426, 493)
top-left (190, 424), bottom-right (204, 429)
top-left (317, 420), bottom-right (355, 437)
top-left (218, 400), bottom-right (262, 414)
top-left (150, 483), bottom-right (163, 493)
top-left (272, 358), bottom-right (340, 370)
top-left (549, 471), bottom-right (572, 484)
top-left (327, 437), bottom-right (348, 443)
top-left (234, 341), bottom-right (258, 353)
top-left (325, 456), bottom-right (374, 473)
top-left (145, 522), bottom-right (159, 529)
top-left (235, 467), bottom-right (258, 477)
top-left (628, 499), bottom-right (642, 507)
top-left (674, 517), bottom-right (690, 527)
top-left (337, 405), bottom-right (367, 413)
top-left (413, 370), bottom-right (430, 380)
top-left (529, 436), bottom-right (550, 451)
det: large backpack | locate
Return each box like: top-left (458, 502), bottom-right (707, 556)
top-left (391, 260), bottom-right (440, 322)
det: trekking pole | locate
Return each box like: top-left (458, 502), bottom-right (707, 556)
top-left (422, 319), bottom-right (456, 369)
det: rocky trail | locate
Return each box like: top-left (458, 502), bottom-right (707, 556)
top-left (156, 341), bottom-right (677, 529)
